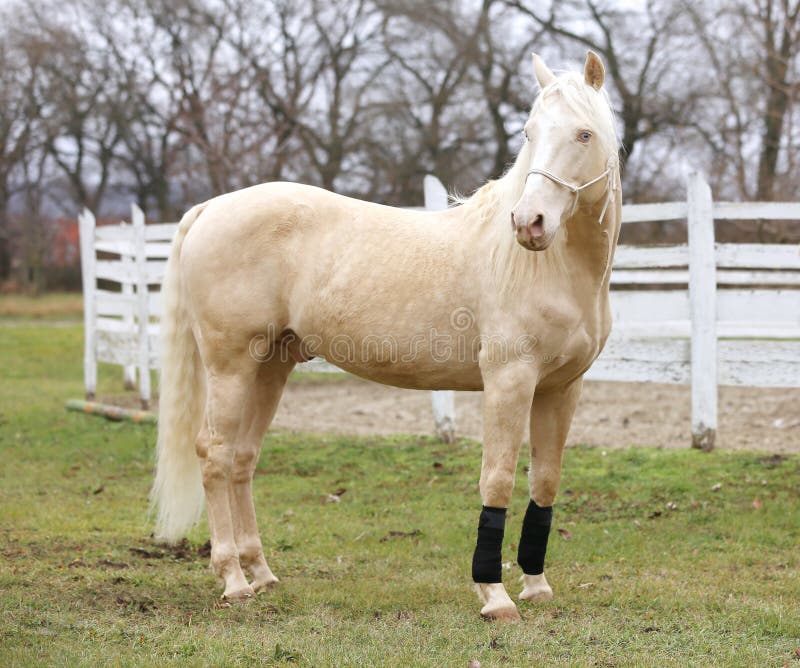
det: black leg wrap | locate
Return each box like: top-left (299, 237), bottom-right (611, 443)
top-left (471, 506), bottom-right (506, 583)
top-left (517, 499), bottom-right (553, 576)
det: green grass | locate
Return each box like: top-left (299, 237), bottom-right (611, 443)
top-left (1, 320), bottom-right (799, 667)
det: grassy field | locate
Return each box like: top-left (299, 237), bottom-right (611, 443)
top-left (1, 308), bottom-right (799, 666)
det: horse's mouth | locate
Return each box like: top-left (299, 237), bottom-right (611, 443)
top-left (516, 236), bottom-right (551, 252)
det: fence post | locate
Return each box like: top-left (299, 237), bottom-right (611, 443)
top-left (687, 169), bottom-right (717, 450)
top-left (78, 209), bottom-right (97, 401)
top-left (121, 235), bottom-right (137, 390)
top-left (424, 175), bottom-right (456, 444)
top-left (132, 204), bottom-right (151, 410)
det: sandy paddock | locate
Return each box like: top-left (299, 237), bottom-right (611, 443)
top-left (272, 377), bottom-right (800, 453)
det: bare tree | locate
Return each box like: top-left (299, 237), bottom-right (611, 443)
top-left (755, 0), bottom-right (800, 199)
top-left (369, 0), bottom-right (495, 199)
top-left (86, 1), bottom-right (184, 219)
top-left (0, 38), bottom-right (40, 280)
top-left (686, 0), bottom-right (800, 201)
top-left (17, 5), bottom-right (127, 213)
top-left (471, 0), bottom-right (548, 179)
top-left (224, 0), bottom-right (323, 183)
top-left (135, 0), bottom-right (259, 197)
top-left (295, 0), bottom-right (388, 192)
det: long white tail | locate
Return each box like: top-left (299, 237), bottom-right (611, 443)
top-left (151, 202), bottom-right (208, 543)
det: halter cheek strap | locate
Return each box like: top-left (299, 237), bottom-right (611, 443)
top-left (526, 153), bottom-right (620, 224)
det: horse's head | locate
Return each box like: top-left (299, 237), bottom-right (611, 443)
top-left (511, 52), bottom-right (618, 251)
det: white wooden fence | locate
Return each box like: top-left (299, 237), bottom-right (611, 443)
top-left (78, 204), bottom-right (171, 410)
top-left (78, 170), bottom-right (800, 448)
top-left (588, 169), bottom-right (800, 449)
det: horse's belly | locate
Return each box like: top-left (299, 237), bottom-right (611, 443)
top-left (310, 332), bottom-right (484, 391)
top-left (334, 359), bottom-right (483, 391)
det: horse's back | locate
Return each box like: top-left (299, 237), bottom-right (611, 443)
top-left (177, 182), bottom-right (467, 360)
top-left (182, 181), bottom-right (446, 275)
top-left (195, 182), bottom-right (423, 235)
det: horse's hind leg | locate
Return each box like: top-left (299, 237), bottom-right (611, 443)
top-left (231, 357), bottom-right (294, 591)
top-left (197, 363), bottom-right (258, 600)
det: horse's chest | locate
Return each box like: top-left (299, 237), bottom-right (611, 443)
top-left (525, 296), bottom-right (607, 382)
top-left (556, 326), bottom-right (600, 365)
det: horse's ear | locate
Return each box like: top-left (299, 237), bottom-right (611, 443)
top-left (584, 50), bottom-right (605, 90)
top-left (532, 53), bottom-right (556, 89)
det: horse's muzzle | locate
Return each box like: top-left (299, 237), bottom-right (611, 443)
top-left (512, 212), bottom-right (548, 250)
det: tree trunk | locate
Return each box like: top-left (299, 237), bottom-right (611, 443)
top-left (756, 16), bottom-right (793, 200)
top-left (0, 200), bottom-right (10, 281)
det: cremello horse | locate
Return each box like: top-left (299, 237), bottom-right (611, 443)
top-left (152, 52), bottom-right (620, 621)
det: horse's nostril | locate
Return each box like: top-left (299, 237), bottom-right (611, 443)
top-left (531, 214), bottom-right (544, 237)
top-left (510, 211), bottom-right (516, 228)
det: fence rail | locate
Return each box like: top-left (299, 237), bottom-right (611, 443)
top-left (78, 171), bottom-right (800, 448)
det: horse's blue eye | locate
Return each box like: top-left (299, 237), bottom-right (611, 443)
top-left (578, 131), bottom-right (592, 143)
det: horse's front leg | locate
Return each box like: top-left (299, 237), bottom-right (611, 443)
top-left (518, 377), bottom-right (582, 603)
top-left (473, 359), bottom-right (537, 621)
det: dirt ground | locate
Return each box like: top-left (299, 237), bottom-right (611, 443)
top-left (272, 376), bottom-right (800, 452)
top-left (103, 374), bottom-right (799, 452)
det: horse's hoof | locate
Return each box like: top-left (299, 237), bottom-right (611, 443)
top-left (519, 588), bottom-right (553, 602)
top-left (222, 585), bottom-right (255, 602)
top-left (251, 575), bottom-right (279, 593)
top-left (475, 583), bottom-right (520, 622)
top-left (518, 573), bottom-right (553, 602)
top-left (480, 603), bottom-right (521, 622)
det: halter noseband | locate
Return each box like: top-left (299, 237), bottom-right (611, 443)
top-left (526, 153), bottom-right (620, 224)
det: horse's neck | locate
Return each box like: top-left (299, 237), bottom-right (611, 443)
top-left (562, 199), bottom-right (621, 294)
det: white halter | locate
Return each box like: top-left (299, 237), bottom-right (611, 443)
top-left (526, 153), bottom-right (620, 224)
